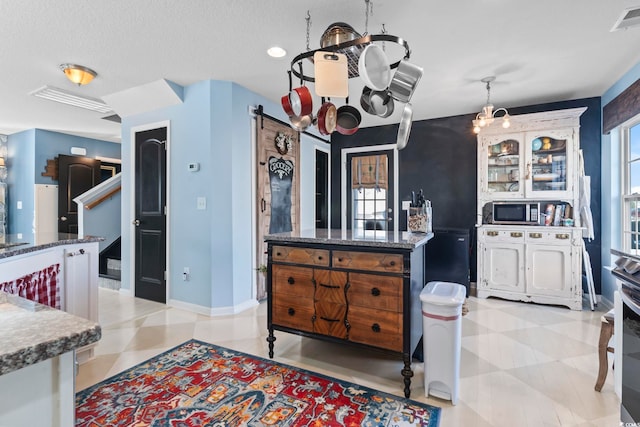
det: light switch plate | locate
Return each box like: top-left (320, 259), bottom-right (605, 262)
top-left (402, 200), bottom-right (411, 210)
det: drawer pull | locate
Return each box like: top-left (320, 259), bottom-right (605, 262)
top-left (337, 257), bottom-right (344, 262)
top-left (371, 287), bottom-right (381, 296)
top-left (510, 232), bottom-right (523, 238)
top-left (487, 231), bottom-right (499, 237)
top-left (320, 316), bottom-right (340, 323)
top-left (371, 323), bottom-right (381, 333)
top-left (555, 233), bottom-right (570, 240)
top-left (318, 256), bottom-right (323, 260)
top-left (389, 261), bottom-right (396, 266)
top-left (276, 252), bottom-right (282, 256)
top-left (287, 308), bottom-right (295, 316)
top-left (287, 277), bottom-right (295, 285)
top-left (529, 232), bottom-right (542, 238)
top-left (320, 283), bottom-right (340, 289)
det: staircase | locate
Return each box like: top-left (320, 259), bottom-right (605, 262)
top-left (99, 237), bottom-right (121, 280)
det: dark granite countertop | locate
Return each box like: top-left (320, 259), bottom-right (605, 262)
top-left (265, 229), bottom-right (433, 249)
top-left (0, 291), bottom-right (101, 376)
top-left (0, 233), bottom-right (104, 260)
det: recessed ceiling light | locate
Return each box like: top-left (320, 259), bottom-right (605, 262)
top-left (267, 46), bottom-right (287, 58)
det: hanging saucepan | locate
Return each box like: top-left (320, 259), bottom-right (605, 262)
top-left (396, 103), bottom-right (413, 150)
top-left (289, 63), bottom-right (313, 117)
top-left (358, 44), bottom-right (391, 91)
top-left (360, 86), bottom-right (394, 118)
top-left (388, 60), bottom-right (424, 103)
top-left (289, 113), bottom-right (315, 132)
top-left (281, 71), bottom-right (295, 117)
top-left (316, 98), bottom-right (337, 135)
top-left (336, 98), bottom-right (361, 135)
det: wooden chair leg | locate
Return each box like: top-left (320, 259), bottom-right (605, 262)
top-left (594, 320), bottom-right (613, 391)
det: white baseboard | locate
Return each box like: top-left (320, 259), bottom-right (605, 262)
top-left (118, 288), bottom-right (132, 297)
top-left (168, 298), bottom-right (259, 317)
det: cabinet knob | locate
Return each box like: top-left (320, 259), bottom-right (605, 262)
top-left (337, 257), bottom-right (343, 262)
top-left (510, 232), bottom-right (523, 238)
top-left (287, 277), bottom-right (295, 285)
top-left (487, 231), bottom-right (499, 237)
top-left (276, 252), bottom-right (281, 256)
top-left (371, 287), bottom-right (381, 296)
top-left (317, 256), bottom-right (323, 260)
top-left (287, 308), bottom-right (295, 316)
top-left (529, 232), bottom-right (542, 238)
top-left (389, 261), bottom-right (396, 266)
top-left (555, 233), bottom-right (570, 240)
top-left (371, 323), bottom-right (381, 333)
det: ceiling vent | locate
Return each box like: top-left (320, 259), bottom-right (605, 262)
top-left (101, 114), bottom-right (121, 123)
top-left (611, 6), bottom-right (640, 31)
top-left (29, 85), bottom-right (113, 114)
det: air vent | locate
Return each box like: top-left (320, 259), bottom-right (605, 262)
top-left (611, 6), bottom-right (640, 31)
top-left (29, 85), bottom-right (113, 113)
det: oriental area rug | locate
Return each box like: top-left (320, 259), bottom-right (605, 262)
top-left (76, 339), bottom-right (441, 427)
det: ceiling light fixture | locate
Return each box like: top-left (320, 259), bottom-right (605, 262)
top-left (472, 76), bottom-right (510, 134)
top-left (60, 63), bottom-right (97, 86)
top-left (267, 46), bottom-right (287, 58)
top-left (30, 85), bottom-right (113, 113)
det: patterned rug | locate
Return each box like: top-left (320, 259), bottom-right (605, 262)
top-left (76, 339), bottom-right (440, 426)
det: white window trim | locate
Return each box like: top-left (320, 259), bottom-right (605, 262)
top-left (621, 115), bottom-right (640, 253)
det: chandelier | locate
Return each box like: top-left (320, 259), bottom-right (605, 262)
top-left (472, 76), bottom-right (510, 134)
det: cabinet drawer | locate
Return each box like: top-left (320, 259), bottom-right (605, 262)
top-left (272, 245), bottom-right (329, 266)
top-left (348, 273), bottom-right (402, 312)
top-left (333, 251), bottom-right (403, 273)
top-left (525, 230), bottom-right (573, 244)
top-left (314, 270), bottom-right (348, 305)
top-left (272, 265), bottom-right (315, 299)
top-left (480, 229), bottom-right (525, 243)
top-left (314, 301), bottom-right (347, 338)
top-left (348, 306), bottom-right (402, 352)
top-left (272, 293), bottom-right (314, 333)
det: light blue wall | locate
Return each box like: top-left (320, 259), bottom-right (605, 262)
top-left (84, 191), bottom-right (121, 252)
top-left (600, 60), bottom-right (640, 303)
top-left (7, 130), bottom-right (36, 236)
top-left (6, 129), bottom-right (121, 236)
top-left (120, 79), bottom-right (329, 310)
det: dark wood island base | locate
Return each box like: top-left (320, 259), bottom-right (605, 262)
top-left (264, 229), bottom-right (432, 398)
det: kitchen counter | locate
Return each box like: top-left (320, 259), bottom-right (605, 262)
top-left (0, 233), bottom-right (103, 260)
top-left (265, 228), bottom-right (432, 398)
top-left (265, 228), bottom-right (433, 249)
top-left (0, 291), bottom-right (101, 376)
top-left (0, 291), bottom-right (101, 426)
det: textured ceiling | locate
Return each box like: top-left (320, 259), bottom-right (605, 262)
top-left (1, 0), bottom-right (640, 143)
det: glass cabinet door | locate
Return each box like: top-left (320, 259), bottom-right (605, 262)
top-left (525, 129), bottom-right (573, 198)
top-left (482, 135), bottom-right (524, 198)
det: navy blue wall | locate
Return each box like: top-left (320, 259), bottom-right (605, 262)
top-left (331, 97), bottom-right (602, 293)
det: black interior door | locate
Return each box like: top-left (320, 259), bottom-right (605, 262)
top-left (58, 154), bottom-right (101, 233)
top-left (134, 127), bottom-right (167, 303)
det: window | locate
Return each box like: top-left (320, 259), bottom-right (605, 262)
top-left (622, 119), bottom-right (640, 253)
top-left (351, 154), bottom-right (389, 237)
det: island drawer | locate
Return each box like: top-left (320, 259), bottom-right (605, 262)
top-left (314, 301), bottom-right (347, 338)
top-left (272, 293), bottom-right (314, 333)
top-left (348, 306), bottom-right (402, 351)
top-left (347, 273), bottom-right (402, 312)
top-left (272, 245), bottom-right (330, 266)
top-left (272, 265), bottom-right (315, 299)
top-left (332, 251), bottom-right (403, 273)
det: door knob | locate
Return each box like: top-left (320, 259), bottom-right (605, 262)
top-left (60, 216), bottom-right (67, 221)
top-left (132, 219), bottom-right (140, 226)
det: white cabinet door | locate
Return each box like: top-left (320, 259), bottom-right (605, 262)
top-left (63, 242), bottom-right (99, 323)
top-left (525, 243), bottom-right (573, 298)
top-left (524, 128), bottom-right (576, 200)
top-left (479, 133), bottom-right (525, 199)
top-left (480, 242), bottom-right (525, 293)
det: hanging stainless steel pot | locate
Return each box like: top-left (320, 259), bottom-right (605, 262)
top-left (290, 113), bottom-right (315, 132)
top-left (388, 60), bottom-right (423, 103)
top-left (358, 44), bottom-right (391, 91)
top-left (368, 89), bottom-right (394, 118)
top-left (396, 103), bottom-right (413, 150)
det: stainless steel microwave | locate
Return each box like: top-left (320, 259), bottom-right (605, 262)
top-left (492, 202), bottom-right (540, 225)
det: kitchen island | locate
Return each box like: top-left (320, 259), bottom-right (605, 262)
top-left (265, 229), bottom-right (432, 398)
top-left (0, 291), bottom-right (101, 426)
top-left (0, 233), bottom-right (103, 362)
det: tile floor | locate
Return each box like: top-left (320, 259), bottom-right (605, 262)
top-left (76, 288), bottom-right (621, 426)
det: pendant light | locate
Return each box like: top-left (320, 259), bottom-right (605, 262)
top-left (472, 76), bottom-right (510, 134)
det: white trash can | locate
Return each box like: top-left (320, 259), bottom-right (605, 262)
top-left (420, 281), bottom-right (466, 405)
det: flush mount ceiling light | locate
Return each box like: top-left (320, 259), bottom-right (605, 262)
top-left (30, 85), bottom-right (113, 113)
top-left (267, 46), bottom-right (287, 58)
top-left (60, 63), bottom-right (97, 86)
top-left (472, 76), bottom-right (510, 134)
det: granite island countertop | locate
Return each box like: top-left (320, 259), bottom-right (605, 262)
top-left (0, 233), bottom-right (104, 260)
top-left (0, 291), bottom-right (101, 376)
top-left (265, 229), bottom-right (433, 249)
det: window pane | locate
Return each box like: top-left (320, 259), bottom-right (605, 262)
top-left (631, 123), bottom-right (640, 162)
top-left (631, 160), bottom-right (640, 195)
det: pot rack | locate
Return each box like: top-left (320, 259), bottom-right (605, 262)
top-left (290, 33), bottom-right (411, 84)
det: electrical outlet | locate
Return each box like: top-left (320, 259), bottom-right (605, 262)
top-left (183, 267), bottom-right (190, 281)
top-left (197, 197), bottom-right (206, 210)
top-left (16, 201), bottom-right (22, 209)
top-left (402, 200), bottom-right (411, 210)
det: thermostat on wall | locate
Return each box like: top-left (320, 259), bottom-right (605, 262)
top-left (188, 162), bottom-right (200, 172)
top-left (70, 147), bottom-right (87, 156)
